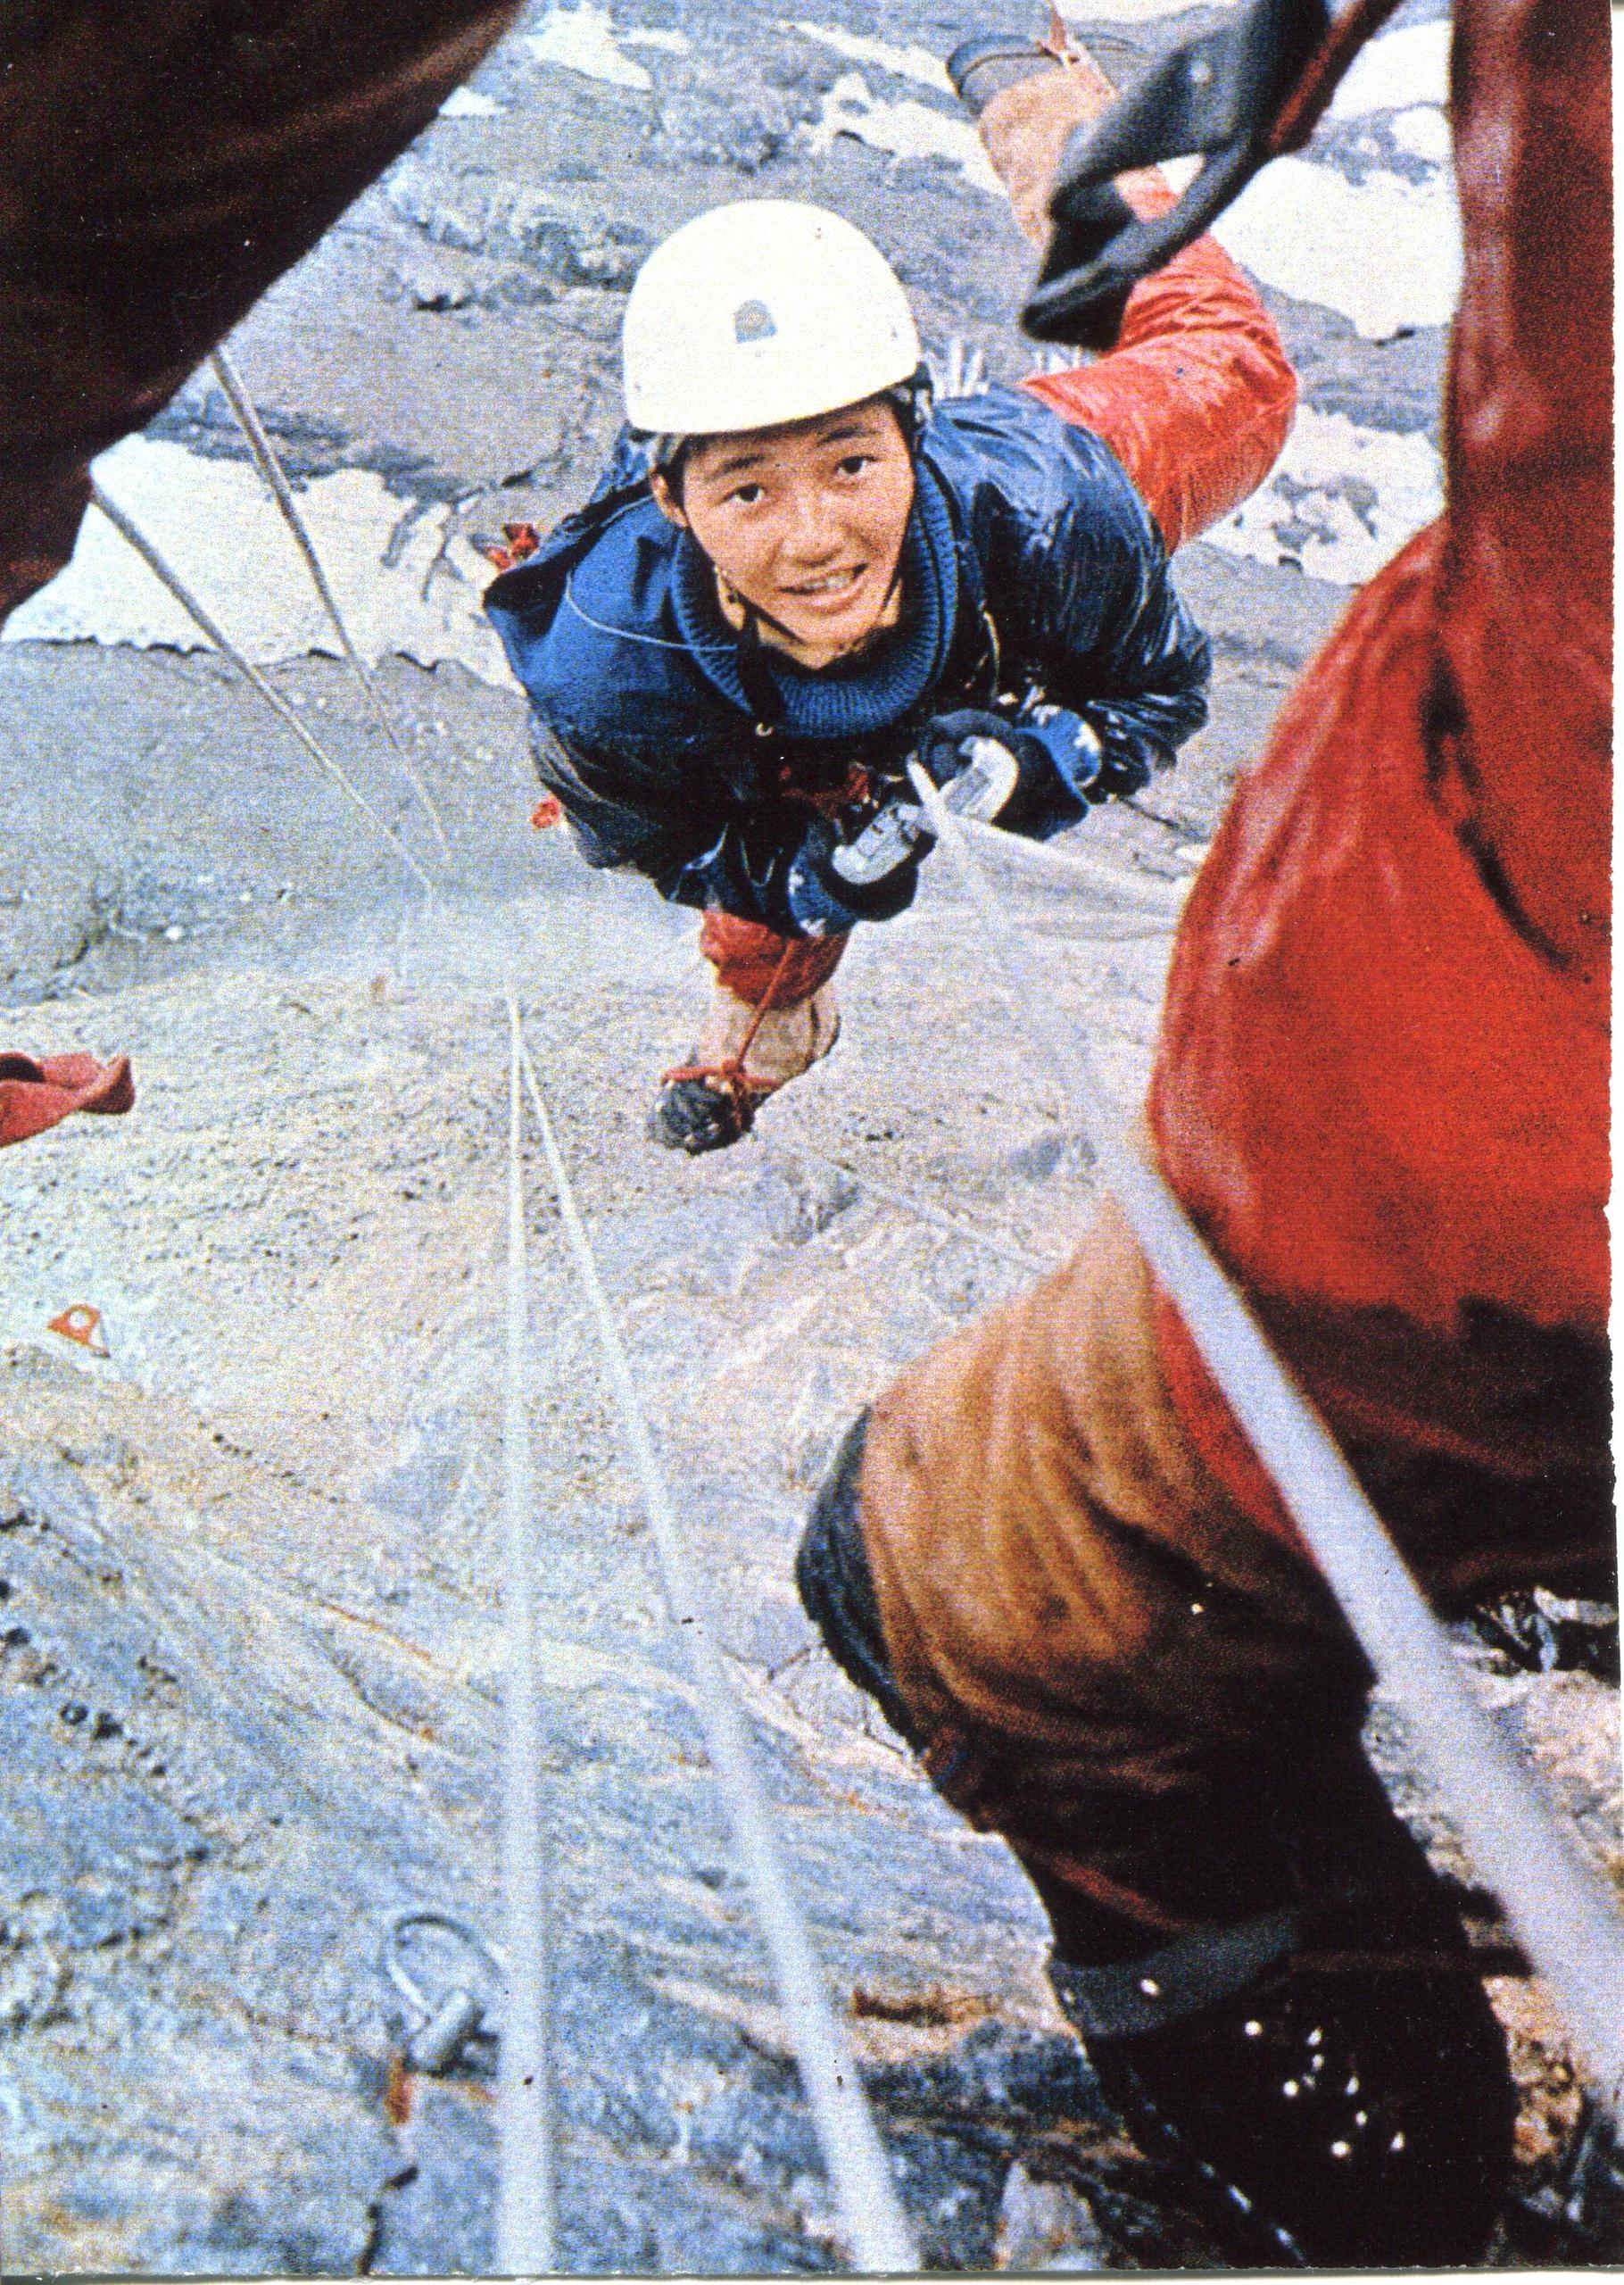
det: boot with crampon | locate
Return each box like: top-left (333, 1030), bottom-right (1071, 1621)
top-left (650, 977), bottom-right (840, 1155)
top-left (1048, 1858), bottom-right (1517, 2264)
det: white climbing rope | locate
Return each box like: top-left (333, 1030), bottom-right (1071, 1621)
top-left (209, 345), bottom-right (455, 861)
top-left (908, 759), bottom-right (1624, 2115)
top-left (957, 810), bottom-right (1188, 915)
top-left (497, 1019), bottom-right (559, 2274)
top-left (88, 479), bottom-right (437, 895)
top-left (508, 999), bottom-right (920, 2273)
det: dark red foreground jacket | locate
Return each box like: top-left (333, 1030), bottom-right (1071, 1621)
top-left (1149, 0), bottom-right (1612, 1591)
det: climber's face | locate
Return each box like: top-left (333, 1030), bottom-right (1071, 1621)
top-left (651, 397), bottom-right (915, 669)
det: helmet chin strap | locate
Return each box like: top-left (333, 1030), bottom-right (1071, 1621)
top-left (717, 559), bottom-right (907, 668)
top-left (715, 569), bottom-right (794, 648)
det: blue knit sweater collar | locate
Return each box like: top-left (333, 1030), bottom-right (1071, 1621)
top-left (668, 460), bottom-right (961, 737)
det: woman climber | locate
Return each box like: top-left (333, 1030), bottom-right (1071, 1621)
top-left (485, 29), bottom-right (1296, 1153)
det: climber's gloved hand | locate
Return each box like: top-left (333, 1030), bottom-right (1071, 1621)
top-left (919, 702), bottom-right (1108, 821)
top-left (784, 805), bottom-right (927, 936)
top-left (1080, 709), bottom-right (1158, 802)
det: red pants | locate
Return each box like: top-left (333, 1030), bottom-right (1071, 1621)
top-left (700, 911), bottom-right (848, 1008)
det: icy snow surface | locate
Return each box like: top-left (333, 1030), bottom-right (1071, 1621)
top-left (438, 85), bottom-right (505, 118)
top-left (1204, 408), bottom-right (1444, 586)
top-left (800, 71), bottom-right (1004, 195)
top-left (1214, 154), bottom-right (1461, 344)
top-left (1057, 0), bottom-right (1239, 18)
top-left (791, 21), bottom-right (955, 93)
top-left (4, 436), bottom-right (513, 685)
top-left (524, 2), bottom-right (653, 92)
top-left (1328, 19), bottom-right (1452, 116)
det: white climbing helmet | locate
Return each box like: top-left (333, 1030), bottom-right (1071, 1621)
top-left (622, 199), bottom-right (921, 440)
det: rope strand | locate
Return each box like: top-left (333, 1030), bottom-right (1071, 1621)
top-left (496, 1016), bottom-right (559, 2273)
top-left (209, 346), bottom-right (455, 860)
top-left (508, 996), bottom-right (920, 2273)
top-left (957, 811), bottom-right (1188, 914)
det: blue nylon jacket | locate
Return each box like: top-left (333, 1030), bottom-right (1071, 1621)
top-left (485, 384), bottom-right (1210, 935)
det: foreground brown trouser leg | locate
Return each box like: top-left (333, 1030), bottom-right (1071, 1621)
top-left (0, 0), bottom-right (522, 618)
top-left (859, 1201), bottom-right (1378, 1940)
top-left (848, 1209), bottom-right (1524, 2268)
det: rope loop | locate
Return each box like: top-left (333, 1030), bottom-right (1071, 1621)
top-left (657, 936), bottom-right (808, 1138)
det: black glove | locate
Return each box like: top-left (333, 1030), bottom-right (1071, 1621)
top-left (919, 702), bottom-right (1107, 819)
top-left (1089, 747), bottom-right (1154, 800)
top-left (784, 806), bottom-right (925, 935)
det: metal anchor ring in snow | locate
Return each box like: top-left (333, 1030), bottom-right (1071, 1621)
top-left (381, 1909), bottom-right (505, 2075)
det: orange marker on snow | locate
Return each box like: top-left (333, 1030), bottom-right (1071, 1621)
top-left (47, 1304), bottom-right (110, 1356)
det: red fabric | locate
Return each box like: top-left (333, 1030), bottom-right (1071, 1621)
top-left (1023, 234), bottom-right (1298, 553)
top-left (699, 910), bottom-right (849, 1007)
top-left (1432, 0), bottom-right (1611, 997)
top-left (0, 1051), bottom-right (133, 1148)
top-left (1147, 0), bottom-right (1611, 1547)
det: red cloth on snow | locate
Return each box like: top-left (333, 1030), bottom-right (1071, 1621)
top-left (0, 1051), bottom-right (133, 1149)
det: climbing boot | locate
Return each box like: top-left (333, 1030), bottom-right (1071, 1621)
top-left (1051, 1876), bottom-right (1517, 2266)
top-left (947, 30), bottom-right (1073, 117)
top-left (949, 22), bottom-right (1164, 252)
top-left (650, 978), bottom-right (840, 1155)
